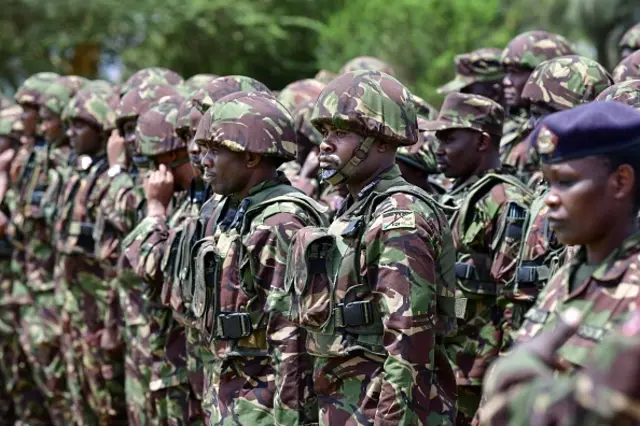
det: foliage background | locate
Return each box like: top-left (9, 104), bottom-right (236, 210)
top-left (1, 0), bottom-right (639, 105)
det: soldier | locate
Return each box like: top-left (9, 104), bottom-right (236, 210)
top-left (339, 56), bottom-right (395, 75)
top-left (17, 75), bottom-right (88, 425)
top-left (120, 99), bottom-right (199, 425)
top-left (596, 79), bottom-right (640, 107)
top-left (395, 118), bottom-right (444, 195)
top-left (612, 50), bottom-right (640, 83)
top-left (499, 31), bottom-right (575, 165)
top-left (191, 91), bottom-right (326, 424)
top-left (422, 92), bottom-right (532, 425)
top-left (619, 23), bottom-right (640, 60)
top-left (438, 48), bottom-right (506, 105)
top-left (509, 57), bottom-right (613, 328)
top-left (480, 102), bottom-right (640, 425)
top-left (55, 87), bottom-right (127, 424)
top-left (284, 69), bottom-right (458, 425)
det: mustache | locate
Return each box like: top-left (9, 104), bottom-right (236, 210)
top-left (318, 154), bottom-right (342, 167)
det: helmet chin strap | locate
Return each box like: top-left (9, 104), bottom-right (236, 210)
top-left (321, 136), bottom-right (376, 186)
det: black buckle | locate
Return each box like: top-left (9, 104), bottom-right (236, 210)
top-left (516, 266), bottom-right (538, 284)
top-left (77, 223), bottom-right (95, 251)
top-left (219, 313), bottom-right (252, 339)
top-left (341, 301), bottom-right (373, 327)
top-left (455, 262), bottom-right (475, 280)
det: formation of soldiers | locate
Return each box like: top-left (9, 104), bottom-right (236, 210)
top-left (1, 23), bottom-right (640, 426)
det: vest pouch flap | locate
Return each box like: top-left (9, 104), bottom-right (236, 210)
top-left (192, 238), bottom-right (218, 321)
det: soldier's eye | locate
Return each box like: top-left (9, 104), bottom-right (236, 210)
top-left (336, 130), bottom-right (348, 138)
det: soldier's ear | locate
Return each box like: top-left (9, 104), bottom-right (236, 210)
top-left (245, 152), bottom-right (262, 168)
top-left (611, 163), bottom-right (635, 202)
top-left (477, 132), bottom-right (490, 152)
top-left (376, 141), bottom-right (391, 153)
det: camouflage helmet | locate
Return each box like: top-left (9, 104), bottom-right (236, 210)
top-left (339, 56), bottom-right (395, 76)
top-left (0, 105), bottom-right (24, 139)
top-left (0, 94), bottom-right (13, 110)
top-left (276, 79), bottom-right (326, 113)
top-left (14, 72), bottom-right (60, 106)
top-left (613, 50), bottom-right (640, 83)
top-left (314, 69), bottom-right (337, 84)
top-left (396, 134), bottom-right (438, 174)
top-left (595, 80), bottom-right (640, 109)
top-left (522, 55), bottom-right (613, 111)
top-left (175, 98), bottom-right (202, 137)
top-left (41, 75), bottom-right (89, 116)
top-left (62, 88), bottom-right (115, 132)
top-left (501, 31), bottom-right (575, 71)
top-left (119, 67), bottom-right (184, 97)
top-left (619, 23), bottom-right (640, 53)
top-left (291, 100), bottom-right (322, 147)
top-left (311, 70), bottom-right (419, 146)
top-left (194, 91), bottom-right (297, 161)
top-left (136, 96), bottom-right (186, 157)
top-left (183, 74), bottom-right (219, 93)
top-left (87, 80), bottom-right (115, 97)
top-left (115, 83), bottom-right (181, 130)
top-left (421, 92), bottom-right (504, 137)
top-left (438, 48), bottom-right (505, 94)
top-left (191, 75), bottom-right (271, 113)
top-left (412, 95), bottom-right (438, 120)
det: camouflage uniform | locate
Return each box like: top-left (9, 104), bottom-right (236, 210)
top-left (619, 23), bottom-right (640, 57)
top-left (183, 74), bottom-right (219, 94)
top-left (192, 92), bottom-right (325, 424)
top-left (276, 79), bottom-right (326, 113)
top-left (396, 120), bottom-right (443, 196)
top-left (499, 31), bottom-right (575, 165)
top-left (18, 75), bottom-right (88, 425)
top-left (54, 88), bottom-right (127, 425)
top-left (285, 70), bottom-right (458, 425)
top-left (191, 75), bottom-right (272, 114)
top-left (612, 50), bottom-right (640, 83)
top-left (438, 48), bottom-right (505, 94)
top-left (596, 79), bottom-right (640, 108)
top-left (480, 313), bottom-right (640, 426)
top-left (422, 93), bottom-right (533, 424)
top-left (339, 56), bottom-right (395, 75)
top-left (120, 67), bottom-right (184, 97)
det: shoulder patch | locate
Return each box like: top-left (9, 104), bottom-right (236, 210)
top-left (382, 210), bottom-right (416, 231)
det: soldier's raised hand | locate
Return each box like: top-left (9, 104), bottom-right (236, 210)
top-left (144, 164), bottom-right (174, 217)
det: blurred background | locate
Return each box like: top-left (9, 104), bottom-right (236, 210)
top-left (1, 0), bottom-right (639, 105)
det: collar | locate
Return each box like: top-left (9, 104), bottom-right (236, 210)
top-left (569, 231), bottom-right (640, 282)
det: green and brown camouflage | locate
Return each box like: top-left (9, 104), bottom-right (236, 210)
top-left (522, 55), bottom-right (613, 111)
top-left (613, 50), bottom-right (640, 83)
top-left (14, 72), bottom-right (59, 106)
top-left (314, 69), bottom-right (337, 84)
top-left (115, 83), bottom-right (182, 132)
top-left (135, 96), bottom-right (186, 158)
top-left (413, 94), bottom-right (439, 120)
top-left (311, 70), bottom-right (419, 146)
top-left (40, 77), bottom-right (84, 117)
top-left (62, 88), bottom-right (116, 132)
top-left (190, 75), bottom-right (271, 114)
top-left (619, 23), bottom-right (640, 54)
top-left (339, 56), bottom-right (395, 76)
top-left (396, 139), bottom-right (438, 174)
top-left (183, 73), bottom-right (219, 94)
top-left (501, 31), bottom-right (575, 71)
top-left (291, 99), bottom-right (323, 147)
top-left (596, 79), bottom-right (640, 108)
top-left (480, 312), bottom-right (640, 426)
top-left (119, 67), bottom-right (184, 98)
top-left (422, 92), bottom-right (505, 137)
top-left (175, 98), bottom-right (203, 140)
top-left (195, 91), bottom-right (297, 161)
top-left (0, 105), bottom-right (23, 140)
top-left (439, 48), bottom-right (505, 94)
top-left (276, 78), bottom-right (326, 113)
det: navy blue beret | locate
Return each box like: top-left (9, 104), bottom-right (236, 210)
top-left (530, 101), bottom-right (640, 164)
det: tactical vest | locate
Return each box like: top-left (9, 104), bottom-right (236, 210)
top-left (192, 184), bottom-right (327, 359)
top-left (283, 184), bottom-right (457, 358)
top-left (446, 173), bottom-right (531, 319)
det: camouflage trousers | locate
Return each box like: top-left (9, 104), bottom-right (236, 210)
top-left (204, 356), bottom-right (276, 425)
top-left (149, 384), bottom-right (196, 426)
top-left (123, 323), bottom-right (153, 426)
top-left (186, 327), bottom-right (206, 425)
top-left (19, 290), bottom-right (70, 426)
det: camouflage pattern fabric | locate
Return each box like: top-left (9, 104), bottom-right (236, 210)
top-left (136, 100), bottom-right (186, 157)
top-left (413, 94), bottom-right (439, 120)
top-left (480, 312), bottom-right (640, 426)
top-left (190, 75), bottom-right (272, 114)
top-left (499, 109), bottom-right (530, 164)
top-left (311, 70), bottom-right (419, 146)
top-left (619, 23), bottom-right (640, 53)
top-left (422, 92), bottom-right (504, 136)
top-left (41, 75), bottom-right (88, 116)
top-left (339, 56), bottom-right (395, 75)
top-left (183, 73), bottom-right (219, 93)
top-left (595, 79), bottom-right (640, 108)
top-left (0, 93), bottom-right (13, 110)
top-left (276, 79), bottom-right (326, 113)
top-left (500, 31), bottom-right (575, 71)
top-left (14, 72), bottom-right (60, 106)
top-left (115, 83), bottom-right (182, 132)
top-left (195, 91), bottom-right (297, 161)
top-left (612, 50), bottom-right (640, 83)
top-left (120, 67), bottom-right (184, 97)
top-left (439, 48), bottom-right (505, 94)
top-left (313, 69), bottom-right (337, 84)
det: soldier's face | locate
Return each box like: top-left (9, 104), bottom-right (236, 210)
top-left (121, 118), bottom-right (138, 157)
top-left (183, 128), bottom-right (203, 175)
top-left (200, 142), bottom-right (249, 196)
top-left (318, 124), bottom-right (363, 171)
top-left (462, 80), bottom-right (504, 106)
top-left (21, 103), bottom-right (39, 137)
top-left (39, 106), bottom-right (63, 144)
top-left (67, 118), bottom-right (101, 156)
top-left (503, 68), bottom-right (532, 108)
top-left (542, 157), bottom-right (629, 246)
top-left (435, 129), bottom-right (482, 178)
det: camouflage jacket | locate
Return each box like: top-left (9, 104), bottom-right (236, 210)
top-left (480, 312), bottom-right (640, 426)
top-left (499, 109), bottom-right (530, 164)
top-left (439, 166), bottom-right (533, 387)
top-left (513, 231), bottom-right (640, 371)
top-left (193, 174), bottom-right (326, 424)
top-left (281, 166), bottom-right (458, 424)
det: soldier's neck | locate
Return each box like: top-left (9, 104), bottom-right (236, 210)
top-left (585, 217), bottom-right (637, 265)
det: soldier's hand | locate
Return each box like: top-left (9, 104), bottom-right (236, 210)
top-left (107, 129), bottom-right (128, 167)
top-left (506, 141), bottom-right (529, 168)
top-left (300, 149), bottom-right (320, 178)
top-left (144, 164), bottom-right (174, 217)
